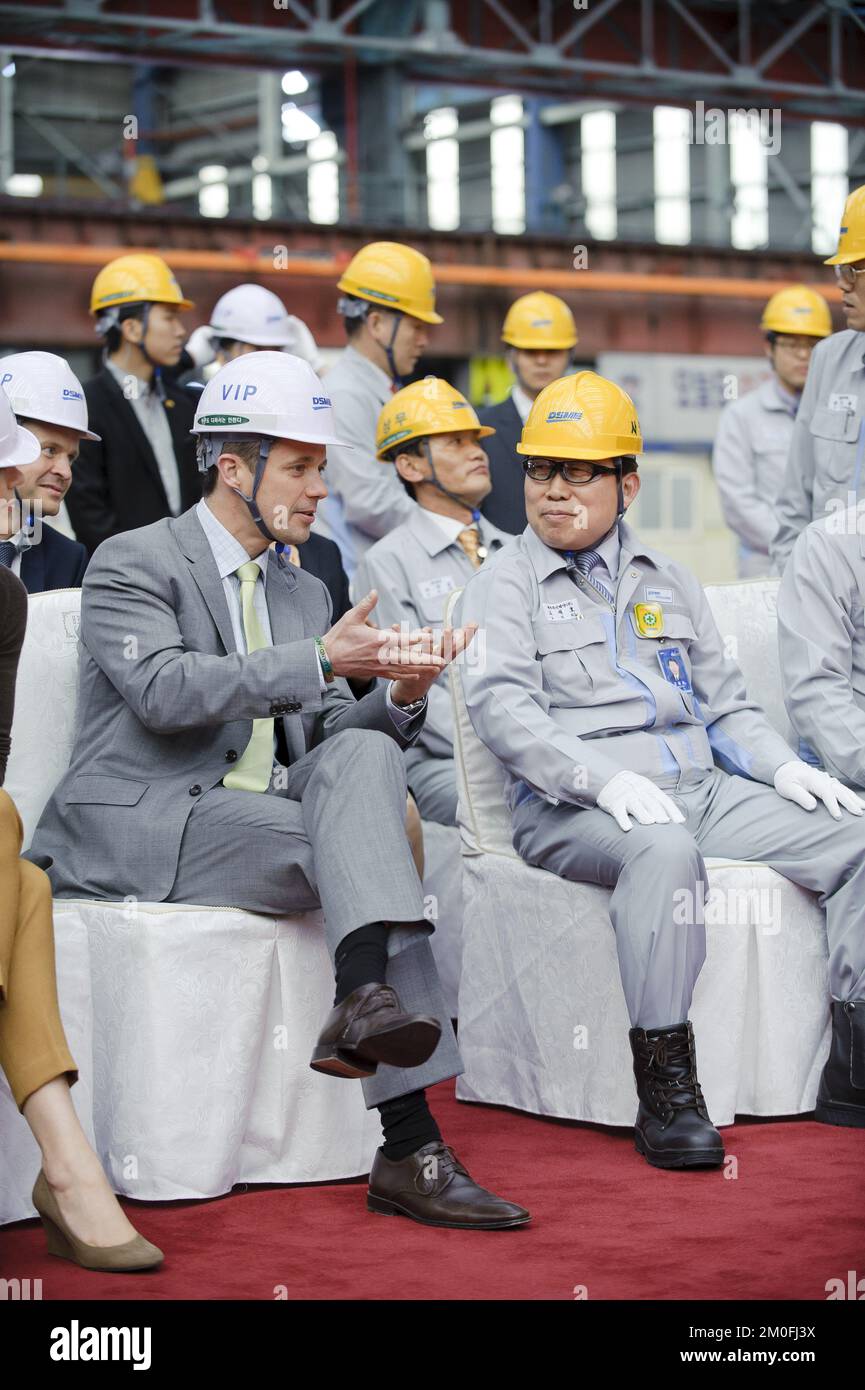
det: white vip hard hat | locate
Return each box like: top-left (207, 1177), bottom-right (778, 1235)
top-left (192, 350), bottom-right (352, 450)
top-left (207, 284), bottom-right (297, 348)
top-left (0, 351), bottom-right (101, 441)
top-left (0, 389), bottom-right (41, 469)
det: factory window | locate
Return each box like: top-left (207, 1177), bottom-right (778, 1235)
top-left (653, 107), bottom-right (691, 245)
top-left (729, 111), bottom-right (768, 249)
top-left (4, 173), bottom-right (42, 197)
top-left (308, 131), bottom-right (339, 225)
top-left (251, 155), bottom-right (272, 222)
top-left (199, 165), bottom-right (229, 219)
top-left (490, 95), bottom-right (525, 235)
top-left (581, 110), bottom-right (616, 240)
top-left (425, 106), bottom-right (460, 231)
top-left (811, 122), bottom-right (848, 255)
top-left (634, 467), bottom-right (698, 537)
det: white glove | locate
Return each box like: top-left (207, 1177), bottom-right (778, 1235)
top-left (773, 761), bottom-right (864, 820)
top-left (282, 316), bottom-right (325, 372)
top-left (596, 770), bottom-right (687, 833)
top-left (185, 324), bottom-right (217, 369)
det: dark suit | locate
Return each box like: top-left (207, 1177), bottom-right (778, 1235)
top-left (478, 395), bottom-right (525, 536)
top-left (67, 366), bottom-right (202, 556)
top-left (18, 525), bottom-right (88, 594)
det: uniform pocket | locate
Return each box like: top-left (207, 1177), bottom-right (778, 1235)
top-left (534, 615), bottom-right (608, 701)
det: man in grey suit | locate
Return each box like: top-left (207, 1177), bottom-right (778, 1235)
top-left (31, 352), bottom-right (529, 1230)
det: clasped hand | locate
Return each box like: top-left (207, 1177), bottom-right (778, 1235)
top-left (322, 590), bottom-right (478, 703)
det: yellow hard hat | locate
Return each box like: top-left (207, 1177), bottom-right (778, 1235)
top-left (376, 378), bottom-right (494, 460)
top-left (502, 291), bottom-right (578, 350)
top-left (516, 371), bottom-right (642, 461)
top-left (824, 183), bottom-right (865, 266)
top-left (761, 285), bottom-right (832, 338)
top-left (337, 241), bottom-right (443, 324)
top-left (90, 253), bottom-right (194, 314)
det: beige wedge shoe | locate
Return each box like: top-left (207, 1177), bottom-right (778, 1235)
top-left (32, 1170), bottom-right (164, 1272)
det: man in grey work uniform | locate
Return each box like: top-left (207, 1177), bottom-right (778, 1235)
top-left (771, 184), bottom-right (865, 571)
top-left (712, 285), bottom-right (831, 578)
top-left (354, 377), bottom-right (512, 826)
top-left (457, 369), bottom-right (865, 1169)
top-left (313, 241), bottom-right (442, 578)
top-left (778, 499), bottom-right (865, 1127)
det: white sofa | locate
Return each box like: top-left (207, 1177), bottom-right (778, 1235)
top-left (0, 588), bottom-right (387, 1224)
top-left (446, 578), bottom-right (832, 1127)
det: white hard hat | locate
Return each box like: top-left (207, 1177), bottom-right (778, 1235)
top-left (0, 351), bottom-right (101, 441)
top-left (0, 389), bottom-right (41, 470)
top-left (192, 350), bottom-right (352, 449)
top-left (207, 284), bottom-right (297, 349)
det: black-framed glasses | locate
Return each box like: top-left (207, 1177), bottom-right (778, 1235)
top-left (523, 458), bottom-right (620, 485)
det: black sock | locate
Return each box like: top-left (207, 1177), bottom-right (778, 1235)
top-left (377, 1088), bottom-right (441, 1162)
top-left (333, 922), bottom-right (389, 1005)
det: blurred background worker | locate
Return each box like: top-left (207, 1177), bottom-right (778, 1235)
top-left (354, 379), bottom-right (510, 826)
top-left (712, 285), bottom-right (831, 578)
top-left (772, 184), bottom-right (865, 571)
top-left (479, 291), bottom-right (578, 535)
top-left (184, 283), bottom-right (324, 375)
top-left (314, 241), bottom-right (442, 577)
top-left (66, 253), bottom-right (201, 556)
top-left (0, 352), bottom-right (96, 592)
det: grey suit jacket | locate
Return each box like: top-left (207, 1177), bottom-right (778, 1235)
top-left (30, 506), bottom-right (426, 900)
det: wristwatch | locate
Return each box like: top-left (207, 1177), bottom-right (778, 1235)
top-left (395, 693), bottom-right (427, 714)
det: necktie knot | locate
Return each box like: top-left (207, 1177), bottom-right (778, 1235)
top-left (235, 560), bottom-right (262, 585)
top-left (571, 548), bottom-right (603, 576)
top-left (457, 526), bottom-right (482, 569)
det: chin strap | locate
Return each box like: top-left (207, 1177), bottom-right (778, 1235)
top-left (419, 440), bottom-right (482, 527)
top-left (383, 311), bottom-right (405, 389)
top-left (197, 435), bottom-right (279, 544)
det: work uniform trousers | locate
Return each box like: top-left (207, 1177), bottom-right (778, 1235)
top-left (167, 728), bottom-right (463, 1108)
top-left (511, 767), bottom-right (865, 1031)
top-left (0, 789), bottom-right (78, 1110)
top-left (405, 748), bottom-right (459, 827)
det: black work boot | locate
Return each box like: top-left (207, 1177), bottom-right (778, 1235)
top-left (815, 1000), bottom-right (865, 1129)
top-left (629, 1020), bottom-right (725, 1169)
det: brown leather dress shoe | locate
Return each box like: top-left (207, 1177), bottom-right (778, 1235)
top-left (310, 982), bottom-right (442, 1079)
top-left (367, 1140), bottom-right (531, 1229)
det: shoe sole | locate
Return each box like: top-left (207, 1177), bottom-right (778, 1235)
top-left (309, 1018), bottom-right (442, 1079)
top-left (367, 1192), bottom-right (530, 1229)
top-left (815, 1102), bottom-right (865, 1129)
top-left (309, 1046), bottom-right (378, 1080)
top-left (352, 1017), bottom-right (442, 1069)
top-left (635, 1129), bottom-right (725, 1169)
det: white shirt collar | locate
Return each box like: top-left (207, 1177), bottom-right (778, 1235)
top-left (511, 384), bottom-right (534, 424)
top-left (105, 357), bottom-right (155, 399)
top-left (423, 510), bottom-right (476, 544)
top-left (196, 499), bottom-right (269, 581)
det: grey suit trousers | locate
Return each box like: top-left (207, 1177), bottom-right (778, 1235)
top-left (405, 749), bottom-right (459, 827)
top-left (168, 727), bottom-right (463, 1107)
top-left (512, 766), bottom-right (865, 1031)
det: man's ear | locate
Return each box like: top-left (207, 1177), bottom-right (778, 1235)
top-left (121, 316), bottom-right (143, 346)
top-left (395, 451), bottom-right (425, 486)
top-left (622, 470), bottom-right (641, 508)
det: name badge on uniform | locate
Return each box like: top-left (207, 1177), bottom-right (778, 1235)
top-left (543, 600), bottom-right (579, 622)
top-left (657, 646), bottom-right (692, 692)
top-left (829, 393), bottom-right (858, 413)
top-left (633, 601), bottom-right (664, 637)
top-left (645, 586), bottom-right (673, 603)
top-left (418, 575), bottom-right (456, 601)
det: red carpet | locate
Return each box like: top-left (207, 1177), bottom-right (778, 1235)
top-left (2, 1081), bottom-right (862, 1301)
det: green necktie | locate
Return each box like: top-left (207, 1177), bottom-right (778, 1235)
top-left (223, 560), bottom-right (275, 793)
